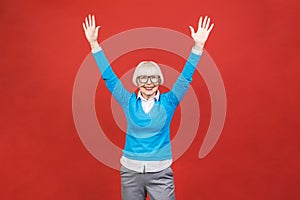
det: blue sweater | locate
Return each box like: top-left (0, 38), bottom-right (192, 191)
top-left (92, 49), bottom-right (201, 161)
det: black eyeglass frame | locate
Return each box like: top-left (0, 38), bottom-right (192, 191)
top-left (137, 75), bottom-right (161, 84)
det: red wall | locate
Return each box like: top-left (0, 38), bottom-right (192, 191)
top-left (0, 0), bottom-right (299, 199)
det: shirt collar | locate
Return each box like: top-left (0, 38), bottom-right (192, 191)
top-left (137, 90), bottom-right (160, 102)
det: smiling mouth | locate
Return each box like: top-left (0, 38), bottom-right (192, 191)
top-left (144, 87), bottom-right (154, 91)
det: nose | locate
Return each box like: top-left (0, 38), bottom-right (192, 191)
top-left (146, 77), bottom-right (152, 84)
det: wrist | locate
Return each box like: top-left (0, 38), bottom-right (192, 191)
top-left (192, 46), bottom-right (203, 55)
top-left (90, 41), bottom-right (100, 51)
top-left (194, 42), bottom-right (204, 50)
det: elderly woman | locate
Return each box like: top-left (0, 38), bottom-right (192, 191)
top-left (83, 14), bottom-right (214, 200)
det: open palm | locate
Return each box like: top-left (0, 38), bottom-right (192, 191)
top-left (82, 14), bottom-right (100, 43)
top-left (189, 16), bottom-right (214, 49)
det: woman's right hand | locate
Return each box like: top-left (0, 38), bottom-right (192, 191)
top-left (82, 14), bottom-right (101, 45)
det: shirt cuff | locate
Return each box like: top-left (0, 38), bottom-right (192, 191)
top-left (91, 46), bottom-right (102, 54)
top-left (191, 46), bottom-right (203, 55)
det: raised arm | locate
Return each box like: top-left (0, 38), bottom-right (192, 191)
top-left (169, 16), bottom-right (214, 106)
top-left (83, 14), bottom-right (131, 107)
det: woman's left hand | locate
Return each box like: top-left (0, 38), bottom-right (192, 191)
top-left (189, 16), bottom-right (214, 50)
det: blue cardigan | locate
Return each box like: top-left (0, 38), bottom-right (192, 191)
top-left (92, 49), bottom-right (201, 161)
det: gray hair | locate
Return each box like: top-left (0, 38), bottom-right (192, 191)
top-left (132, 61), bottom-right (164, 86)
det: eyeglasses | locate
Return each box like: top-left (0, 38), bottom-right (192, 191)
top-left (137, 75), bottom-right (160, 84)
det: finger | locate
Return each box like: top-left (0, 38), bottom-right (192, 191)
top-left (208, 23), bottom-right (214, 32)
top-left (198, 16), bottom-right (203, 31)
top-left (88, 14), bottom-right (92, 27)
top-left (92, 15), bottom-right (95, 28)
top-left (82, 22), bottom-right (87, 31)
top-left (189, 26), bottom-right (195, 36)
top-left (205, 17), bottom-right (210, 30)
top-left (95, 26), bottom-right (101, 36)
top-left (203, 16), bottom-right (208, 29)
top-left (85, 17), bottom-right (89, 28)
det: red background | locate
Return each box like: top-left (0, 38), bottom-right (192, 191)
top-left (1, 0), bottom-right (299, 199)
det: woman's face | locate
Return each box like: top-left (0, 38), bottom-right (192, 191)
top-left (137, 75), bottom-right (160, 100)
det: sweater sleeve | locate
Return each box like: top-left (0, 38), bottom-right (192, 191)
top-left (92, 49), bottom-right (131, 107)
top-left (166, 49), bottom-right (202, 107)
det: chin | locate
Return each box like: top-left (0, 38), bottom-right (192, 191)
top-left (144, 89), bottom-right (157, 97)
top-left (139, 85), bottom-right (159, 98)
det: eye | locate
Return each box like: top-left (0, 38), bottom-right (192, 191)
top-left (150, 76), bottom-right (158, 82)
top-left (139, 76), bottom-right (148, 83)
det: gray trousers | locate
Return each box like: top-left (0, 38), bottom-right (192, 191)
top-left (120, 166), bottom-right (175, 200)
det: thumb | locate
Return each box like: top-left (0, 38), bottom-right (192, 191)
top-left (95, 26), bottom-right (101, 36)
top-left (189, 26), bottom-right (195, 37)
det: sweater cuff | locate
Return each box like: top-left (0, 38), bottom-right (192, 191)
top-left (191, 46), bottom-right (203, 55)
top-left (91, 46), bottom-right (102, 54)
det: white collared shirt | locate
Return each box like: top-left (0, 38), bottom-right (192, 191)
top-left (137, 90), bottom-right (160, 113)
top-left (120, 90), bottom-right (172, 173)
